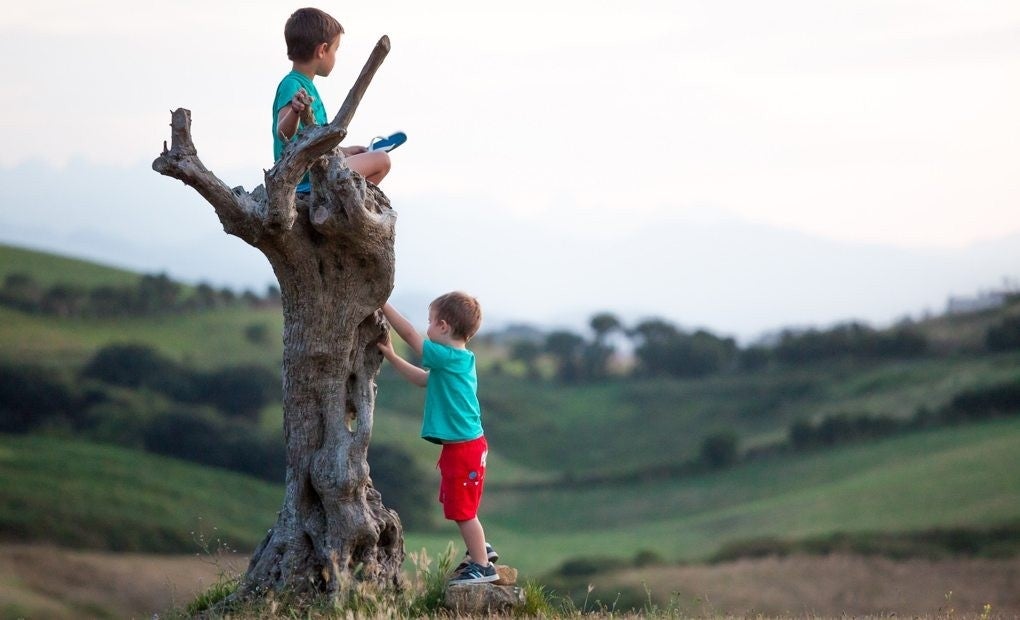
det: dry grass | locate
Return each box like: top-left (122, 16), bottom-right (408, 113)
top-left (0, 544), bottom-right (244, 619)
top-left (612, 553), bottom-right (1020, 617)
top-left (2, 545), bottom-right (1018, 619)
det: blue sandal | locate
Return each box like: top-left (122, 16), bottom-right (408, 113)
top-left (369, 131), bottom-right (407, 153)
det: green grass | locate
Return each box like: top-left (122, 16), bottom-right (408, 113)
top-left (3, 244), bottom-right (1020, 583)
top-left (0, 305), bottom-right (284, 370)
top-left (412, 417), bottom-right (1020, 576)
top-left (2, 420), bottom-right (1019, 579)
top-left (377, 355), bottom-right (1020, 479)
top-left (0, 435), bottom-right (280, 553)
top-left (0, 243), bottom-right (140, 288)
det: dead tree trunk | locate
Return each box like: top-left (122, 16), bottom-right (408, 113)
top-left (152, 37), bottom-right (404, 598)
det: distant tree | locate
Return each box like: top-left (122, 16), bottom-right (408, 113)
top-left (700, 431), bottom-right (738, 469)
top-left (738, 345), bottom-right (772, 372)
top-left (789, 418), bottom-right (816, 450)
top-left (88, 285), bottom-right (135, 317)
top-left (199, 365), bottom-right (280, 421)
top-left (368, 444), bottom-right (434, 531)
top-left (510, 340), bottom-right (543, 380)
top-left (0, 363), bottom-right (82, 432)
top-left (82, 343), bottom-right (181, 389)
top-left (585, 312), bottom-right (623, 379)
top-left (545, 330), bottom-right (586, 383)
top-left (40, 284), bottom-right (87, 317)
top-left (590, 312), bottom-right (622, 343)
top-left (986, 316), bottom-right (1020, 352)
top-left (775, 322), bottom-right (927, 365)
top-left (136, 273), bottom-right (181, 314)
top-left (630, 318), bottom-right (735, 378)
top-left (245, 322), bottom-right (272, 345)
top-left (0, 273), bottom-right (42, 311)
top-left (194, 282), bottom-right (220, 310)
top-left (944, 380), bottom-right (1020, 422)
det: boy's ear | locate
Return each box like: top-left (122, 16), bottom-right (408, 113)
top-left (315, 41), bottom-right (329, 58)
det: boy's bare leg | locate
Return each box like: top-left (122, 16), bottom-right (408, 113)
top-left (457, 517), bottom-right (490, 566)
top-left (348, 151), bottom-right (391, 184)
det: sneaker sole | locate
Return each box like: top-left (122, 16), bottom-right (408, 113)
top-left (450, 573), bottom-right (499, 585)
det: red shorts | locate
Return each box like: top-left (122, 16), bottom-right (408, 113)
top-left (437, 436), bottom-right (487, 521)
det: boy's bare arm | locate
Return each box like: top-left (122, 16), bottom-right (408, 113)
top-left (381, 303), bottom-right (424, 356)
top-left (277, 89), bottom-right (312, 140)
top-left (378, 334), bottom-right (428, 387)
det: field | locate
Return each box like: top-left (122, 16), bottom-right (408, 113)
top-left (2, 545), bottom-right (1017, 619)
top-left (3, 418), bottom-right (1019, 578)
top-left (3, 243), bottom-right (1020, 616)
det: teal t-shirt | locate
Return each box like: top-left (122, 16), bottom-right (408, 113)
top-left (272, 70), bottom-right (328, 192)
top-left (421, 340), bottom-right (484, 444)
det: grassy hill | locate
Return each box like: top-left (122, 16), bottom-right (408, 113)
top-left (0, 434), bottom-right (279, 553)
top-left (0, 243), bottom-right (140, 289)
top-left (3, 418), bottom-right (1018, 577)
top-left (2, 243), bottom-right (1019, 579)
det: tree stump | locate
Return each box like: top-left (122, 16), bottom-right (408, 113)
top-left (153, 37), bottom-right (405, 600)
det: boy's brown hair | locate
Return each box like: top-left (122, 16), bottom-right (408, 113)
top-left (285, 8), bottom-right (344, 62)
top-left (431, 292), bottom-right (483, 341)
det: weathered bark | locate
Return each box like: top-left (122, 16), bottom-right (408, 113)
top-left (153, 37), bottom-right (404, 599)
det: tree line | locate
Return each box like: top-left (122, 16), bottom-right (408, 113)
top-left (0, 272), bottom-right (281, 318)
top-left (495, 313), bottom-right (939, 383)
top-left (0, 344), bottom-right (433, 530)
top-left (493, 309), bottom-right (1020, 384)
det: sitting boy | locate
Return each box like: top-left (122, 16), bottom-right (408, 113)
top-left (378, 293), bottom-right (500, 584)
top-left (272, 7), bottom-right (392, 190)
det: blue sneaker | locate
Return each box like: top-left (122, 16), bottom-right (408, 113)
top-left (449, 561), bottom-right (498, 585)
top-left (368, 131), bottom-right (407, 153)
top-left (455, 542), bottom-right (499, 573)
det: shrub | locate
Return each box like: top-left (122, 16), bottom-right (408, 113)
top-left (699, 431), bottom-right (738, 469)
top-left (197, 365), bottom-right (279, 421)
top-left (943, 380), bottom-right (1020, 422)
top-left (0, 364), bottom-right (83, 432)
top-left (369, 444), bottom-right (433, 531)
top-left (82, 343), bottom-right (182, 389)
top-left (986, 316), bottom-right (1020, 352)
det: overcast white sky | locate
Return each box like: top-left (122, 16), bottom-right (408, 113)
top-left (1, 1), bottom-right (1019, 339)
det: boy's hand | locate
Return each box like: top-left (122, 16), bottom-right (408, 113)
top-left (289, 88), bottom-right (313, 114)
top-left (377, 331), bottom-right (394, 357)
top-left (341, 145), bottom-right (368, 156)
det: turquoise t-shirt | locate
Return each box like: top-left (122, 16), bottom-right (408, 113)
top-left (272, 70), bottom-right (328, 192)
top-left (421, 340), bottom-right (484, 444)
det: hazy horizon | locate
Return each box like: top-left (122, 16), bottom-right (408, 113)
top-left (2, 1), bottom-right (1018, 342)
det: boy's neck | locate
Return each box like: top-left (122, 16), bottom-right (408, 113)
top-left (291, 61), bottom-right (317, 80)
top-left (431, 336), bottom-right (468, 350)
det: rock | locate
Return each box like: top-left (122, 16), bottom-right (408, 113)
top-left (444, 580), bottom-right (525, 615)
top-left (494, 564), bottom-right (517, 586)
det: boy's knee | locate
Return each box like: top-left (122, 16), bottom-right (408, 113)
top-left (377, 151), bottom-right (391, 174)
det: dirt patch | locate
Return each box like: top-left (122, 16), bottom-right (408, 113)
top-left (3, 545), bottom-right (1019, 618)
top-left (0, 544), bottom-right (245, 619)
top-left (611, 554), bottom-right (1020, 617)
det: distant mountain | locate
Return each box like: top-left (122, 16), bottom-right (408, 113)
top-left (2, 160), bottom-right (1017, 341)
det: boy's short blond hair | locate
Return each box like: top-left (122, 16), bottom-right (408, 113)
top-left (285, 8), bottom-right (344, 62)
top-left (431, 292), bottom-right (482, 341)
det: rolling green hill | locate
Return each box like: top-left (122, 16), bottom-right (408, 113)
top-left (3, 418), bottom-right (1018, 576)
top-left (0, 243), bottom-right (140, 289)
top-left (0, 434), bottom-right (279, 553)
top-left (2, 243), bottom-right (1019, 578)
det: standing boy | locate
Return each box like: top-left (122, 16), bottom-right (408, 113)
top-left (273, 8), bottom-right (392, 191)
top-left (378, 293), bottom-right (500, 584)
